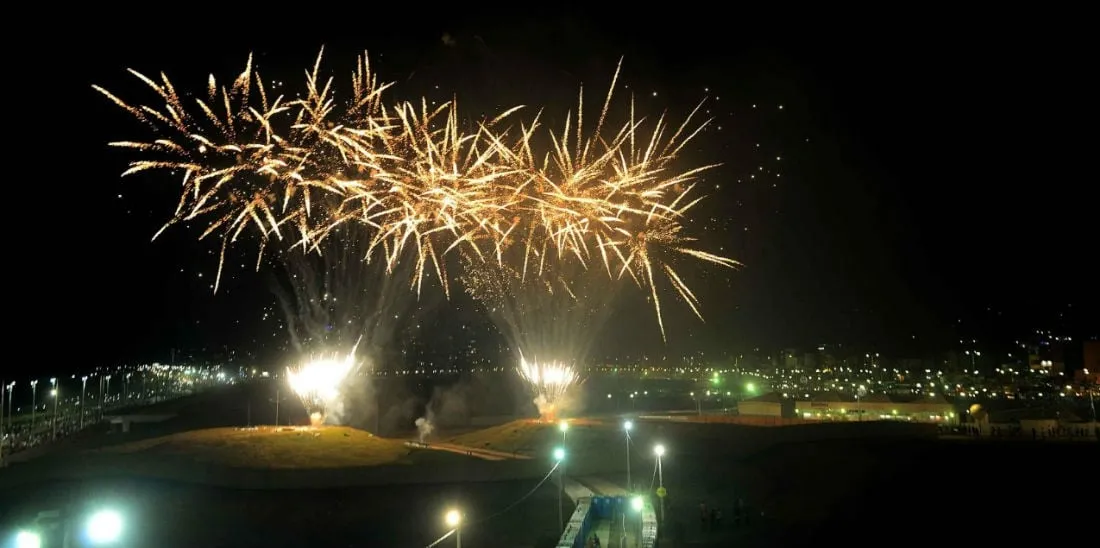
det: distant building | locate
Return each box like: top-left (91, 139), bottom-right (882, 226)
top-left (1082, 341), bottom-right (1100, 380)
top-left (737, 392), bottom-right (794, 418)
top-left (794, 392), bottom-right (956, 424)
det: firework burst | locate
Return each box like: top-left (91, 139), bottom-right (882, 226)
top-left (99, 51), bottom-right (739, 340)
top-left (517, 355), bottom-right (579, 421)
top-left (286, 344), bottom-right (360, 426)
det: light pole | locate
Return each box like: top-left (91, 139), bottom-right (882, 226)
top-left (553, 447), bottom-right (565, 531)
top-left (856, 385), bottom-right (867, 422)
top-left (30, 380), bottom-right (38, 432)
top-left (5, 382), bottom-right (13, 434)
top-left (558, 420), bottom-right (569, 489)
top-left (1, 379), bottom-right (6, 449)
top-left (629, 495), bottom-right (644, 547)
top-left (50, 378), bottom-right (58, 439)
top-left (80, 376), bottom-right (88, 429)
top-left (125, 373), bottom-right (132, 402)
top-left (623, 420), bottom-right (633, 492)
top-left (690, 392), bottom-right (701, 415)
top-left (654, 444), bottom-right (665, 524)
top-left (0, 379), bottom-right (5, 466)
top-left (274, 387), bottom-right (281, 426)
top-left (1085, 369), bottom-right (1096, 423)
top-left (105, 375), bottom-right (112, 414)
top-left (444, 509), bottom-right (462, 548)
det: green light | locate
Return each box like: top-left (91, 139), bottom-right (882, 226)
top-left (745, 382), bottom-right (756, 393)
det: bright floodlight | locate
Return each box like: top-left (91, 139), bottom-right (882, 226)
top-left (654, 444), bottom-right (665, 457)
top-left (559, 420), bottom-right (569, 433)
top-left (85, 509), bottom-right (123, 544)
top-left (14, 531), bottom-right (41, 548)
top-left (631, 496), bottom-right (644, 512)
top-left (623, 420), bottom-right (633, 431)
top-left (553, 447), bottom-right (565, 461)
top-left (444, 509), bottom-right (461, 528)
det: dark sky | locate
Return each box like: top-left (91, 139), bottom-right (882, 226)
top-left (14, 13), bottom-right (1094, 371)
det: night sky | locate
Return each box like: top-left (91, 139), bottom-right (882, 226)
top-left (17, 14), bottom-right (1094, 370)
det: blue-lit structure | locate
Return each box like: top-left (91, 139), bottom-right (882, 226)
top-left (557, 495), bottom-right (658, 547)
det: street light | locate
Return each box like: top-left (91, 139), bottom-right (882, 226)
top-left (558, 419), bottom-right (569, 518)
top-left (553, 447), bottom-right (566, 530)
top-left (104, 375), bottom-right (112, 415)
top-left (626, 495), bottom-right (644, 546)
top-left (856, 384), bottom-right (867, 422)
top-left (444, 509), bottom-right (462, 548)
top-left (30, 380), bottom-right (38, 432)
top-left (80, 376), bottom-right (88, 429)
top-left (5, 382), bottom-right (14, 434)
top-left (50, 378), bottom-right (58, 440)
top-left (14, 530), bottom-right (41, 548)
top-left (1, 379), bottom-right (5, 464)
top-left (653, 444), bottom-right (665, 523)
top-left (623, 420), bottom-right (633, 492)
top-left (85, 509), bottom-right (124, 545)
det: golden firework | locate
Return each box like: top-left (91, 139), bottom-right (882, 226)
top-left (98, 51), bottom-right (739, 338)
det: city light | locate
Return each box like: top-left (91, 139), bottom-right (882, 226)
top-left (444, 509), bottom-right (461, 528)
top-left (14, 531), bottom-right (41, 548)
top-left (631, 496), bottom-right (644, 512)
top-left (654, 444), bottom-right (665, 457)
top-left (558, 420), bottom-right (569, 433)
top-left (85, 509), bottom-right (124, 545)
top-left (553, 447), bottom-right (565, 461)
top-left (623, 420), bottom-right (633, 431)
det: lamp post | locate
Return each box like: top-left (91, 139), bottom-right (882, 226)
top-left (856, 385), bottom-right (867, 422)
top-left (654, 444), bottom-right (665, 523)
top-left (1, 380), bottom-right (5, 450)
top-left (623, 420), bottom-right (633, 492)
top-left (629, 495), bottom-right (644, 547)
top-left (444, 509), bottom-right (462, 548)
top-left (105, 375), bottom-right (112, 414)
top-left (0, 379), bottom-right (5, 466)
top-left (80, 376), bottom-right (88, 429)
top-left (553, 447), bottom-right (566, 531)
top-left (30, 380), bottom-right (38, 432)
top-left (5, 382), bottom-right (13, 434)
top-left (558, 420), bottom-right (569, 497)
top-left (125, 373), bottom-right (132, 402)
top-left (50, 378), bottom-right (58, 439)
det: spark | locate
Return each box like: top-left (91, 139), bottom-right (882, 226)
top-left (517, 355), bottom-right (579, 422)
top-left (285, 343), bottom-right (360, 425)
top-left (99, 51), bottom-right (739, 339)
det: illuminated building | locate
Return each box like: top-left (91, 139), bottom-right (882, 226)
top-left (794, 392), bottom-right (956, 423)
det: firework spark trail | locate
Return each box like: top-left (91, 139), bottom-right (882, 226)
top-left (99, 51), bottom-right (739, 338)
top-left (274, 225), bottom-right (425, 356)
top-left (462, 249), bottom-right (614, 419)
top-left (460, 59), bottom-right (741, 339)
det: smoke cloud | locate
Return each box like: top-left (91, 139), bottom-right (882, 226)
top-left (414, 417), bottom-right (434, 442)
